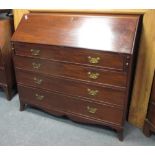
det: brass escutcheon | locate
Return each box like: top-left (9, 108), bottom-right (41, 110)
top-left (35, 93), bottom-right (44, 100)
top-left (87, 106), bottom-right (97, 114)
top-left (34, 77), bottom-right (43, 84)
top-left (88, 56), bottom-right (100, 64)
top-left (30, 49), bottom-right (40, 56)
top-left (88, 72), bottom-right (100, 79)
top-left (32, 62), bottom-right (41, 69)
top-left (87, 88), bottom-right (99, 96)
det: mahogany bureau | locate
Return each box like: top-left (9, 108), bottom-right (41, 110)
top-left (11, 13), bottom-right (141, 140)
top-left (143, 71), bottom-right (155, 137)
top-left (0, 13), bottom-right (16, 100)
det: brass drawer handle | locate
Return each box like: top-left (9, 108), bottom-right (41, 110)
top-left (87, 106), bottom-right (97, 114)
top-left (88, 56), bottom-right (100, 64)
top-left (87, 88), bottom-right (99, 96)
top-left (30, 49), bottom-right (40, 56)
top-left (32, 62), bottom-right (41, 69)
top-left (88, 72), bottom-right (100, 79)
top-left (34, 77), bottom-right (43, 84)
top-left (35, 93), bottom-right (44, 100)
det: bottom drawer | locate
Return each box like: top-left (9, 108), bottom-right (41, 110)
top-left (18, 85), bottom-right (124, 126)
top-left (148, 102), bottom-right (155, 125)
top-left (0, 68), bottom-right (6, 84)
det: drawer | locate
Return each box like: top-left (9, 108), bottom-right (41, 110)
top-left (16, 70), bottom-right (126, 107)
top-left (14, 56), bottom-right (127, 88)
top-left (148, 102), bottom-right (155, 126)
top-left (0, 68), bottom-right (6, 84)
top-left (18, 85), bottom-right (124, 126)
top-left (14, 43), bottom-right (129, 71)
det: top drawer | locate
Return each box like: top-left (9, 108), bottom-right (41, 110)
top-left (14, 43), bottom-right (130, 71)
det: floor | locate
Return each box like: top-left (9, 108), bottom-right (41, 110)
top-left (0, 90), bottom-right (155, 146)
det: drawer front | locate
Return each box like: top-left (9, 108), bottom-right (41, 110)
top-left (14, 43), bottom-right (128, 71)
top-left (18, 85), bottom-right (124, 125)
top-left (148, 102), bottom-right (155, 126)
top-left (16, 70), bottom-right (126, 107)
top-left (14, 56), bottom-right (127, 88)
top-left (0, 68), bottom-right (5, 84)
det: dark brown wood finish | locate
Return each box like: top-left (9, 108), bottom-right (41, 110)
top-left (14, 43), bottom-right (127, 71)
top-left (0, 68), bottom-right (6, 84)
top-left (143, 71), bottom-right (155, 137)
top-left (14, 55), bottom-right (127, 88)
top-left (18, 85), bottom-right (124, 126)
top-left (12, 13), bottom-right (141, 140)
top-left (0, 51), bottom-right (3, 67)
top-left (12, 13), bottom-right (139, 54)
top-left (15, 69), bottom-right (126, 108)
top-left (0, 15), bottom-right (16, 100)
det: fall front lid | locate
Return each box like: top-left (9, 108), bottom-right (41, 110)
top-left (12, 13), bottom-right (140, 54)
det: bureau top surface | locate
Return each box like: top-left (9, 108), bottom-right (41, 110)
top-left (12, 13), bottom-right (140, 54)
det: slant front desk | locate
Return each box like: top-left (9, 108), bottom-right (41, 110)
top-left (12, 13), bottom-right (141, 140)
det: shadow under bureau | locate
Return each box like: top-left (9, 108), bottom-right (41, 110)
top-left (11, 13), bottom-right (141, 140)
